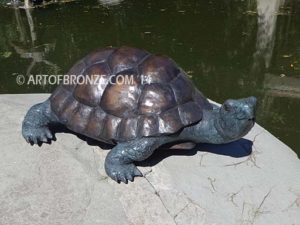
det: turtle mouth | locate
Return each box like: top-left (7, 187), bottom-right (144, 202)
top-left (248, 117), bottom-right (256, 123)
top-left (237, 116), bottom-right (255, 122)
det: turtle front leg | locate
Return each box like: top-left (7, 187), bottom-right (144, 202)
top-left (105, 137), bottom-right (170, 183)
top-left (22, 99), bottom-right (59, 144)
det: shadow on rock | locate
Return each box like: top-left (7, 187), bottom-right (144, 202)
top-left (45, 124), bottom-right (114, 150)
top-left (136, 138), bottom-right (253, 167)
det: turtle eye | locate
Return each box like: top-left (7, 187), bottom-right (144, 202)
top-left (224, 104), bottom-right (232, 112)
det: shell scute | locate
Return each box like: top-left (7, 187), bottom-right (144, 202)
top-left (178, 102), bottom-right (202, 126)
top-left (139, 55), bottom-right (180, 84)
top-left (170, 73), bottom-right (194, 104)
top-left (100, 70), bottom-right (141, 117)
top-left (73, 63), bottom-right (110, 107)
top-left (108, 46), bottom-right (149, 75)
top-left (158, 107), bottom-right (183, 134)
top-left (138, 83), bottom-right (176, 114)
top-left (101, 114), bottom-right (122, 142)
top-left (138, 115), bottom-right (159, 137)
top-left (118, 117), bottom-right (138, 141)
top-left (67, 103), bottom-right (93, 134)
top-left (85, 107), bottom-right (107, 140)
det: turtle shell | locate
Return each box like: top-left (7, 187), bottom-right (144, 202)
top-left (50, 46), bottom-right (212, 144)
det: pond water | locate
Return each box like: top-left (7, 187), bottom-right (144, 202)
top-left (0, 0), bottom-right (299, 155)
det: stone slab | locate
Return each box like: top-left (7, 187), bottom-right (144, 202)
top-left (0, 94), bottom-right (299, 225)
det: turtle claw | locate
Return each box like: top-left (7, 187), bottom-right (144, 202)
top-left (105, 162), bottom-right (143, 184)
top-left (25, 137), bottom-right (30, 143)
top-left (126, 172), bottom-right (134, 182)
top-left (45, 129), bottom-right (53, 139)
top-left (41, 135), bottom-right (48, 142)
top-left (32, 136), bottom-right (38, 145)
top-left (120, 176), bottom-right (128, 184)
top-left (111, 174), bottom-right (119, 183)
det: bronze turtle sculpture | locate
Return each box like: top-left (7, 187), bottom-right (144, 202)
top-left (22, 46), bottom-right (257, 183)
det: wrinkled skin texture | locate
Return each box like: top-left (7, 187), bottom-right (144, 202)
top-left (22, 47), bottom-right (257, 184)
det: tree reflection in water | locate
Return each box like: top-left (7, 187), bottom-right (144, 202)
top-left (10, 6), bottom-right (58, 79)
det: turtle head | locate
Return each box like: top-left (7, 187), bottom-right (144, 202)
top-left (217, 97), bottom-right (257, 142)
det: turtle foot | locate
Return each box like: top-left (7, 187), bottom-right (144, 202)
top-left (105, 162), bottom-right (143, 184)
top-left (22, 125), bottom-right (53, 145)
top-left (22, 100), bottom-right (59, 145)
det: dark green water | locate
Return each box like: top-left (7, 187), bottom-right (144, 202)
top-left (0, 0), bottom-right (299, 155)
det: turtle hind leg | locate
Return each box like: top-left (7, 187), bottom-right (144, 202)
top-left (22, 99), bottom-right (59, 145)
top-left (105, 136), bottom-right (171, 184)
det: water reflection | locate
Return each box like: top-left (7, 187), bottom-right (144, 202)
top-left (98, 0), bottom-right (124, 7)
top-left (14, 7), bottom-right (26, 42)
top-left (249, 0), bottom-right (300, 151)
top-left (10, 42), bottom-right (57, 76)
top-left (253, 0), bottom-right (285, 69)
top-left (11, 7), bottom-right (58, 76)
top-left (24, 8), bottom-right (36, 43)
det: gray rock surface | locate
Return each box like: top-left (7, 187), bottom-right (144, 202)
top-left (0, 94), bottom-right (299, 225)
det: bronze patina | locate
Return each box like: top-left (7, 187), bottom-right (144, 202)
top-left (22, 46), bottom-right (256, 183)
